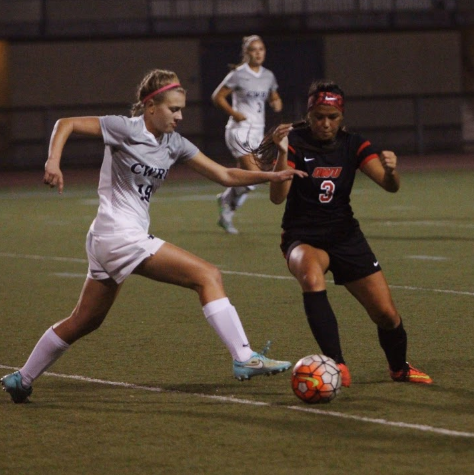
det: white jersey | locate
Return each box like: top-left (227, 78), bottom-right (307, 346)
top-left (218, 63), bottom-right (278, 130)
top-left (90, 115), bottom-right (199, 235)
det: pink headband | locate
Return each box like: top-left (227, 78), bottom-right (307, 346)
top-left (307, 92), bottom-right (344, 113)
top-left (141, 83), bottom-right (182, 104)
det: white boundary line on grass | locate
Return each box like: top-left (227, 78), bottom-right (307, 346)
top-left (2, 251), bottom-right (474, 297)
top-left (2, 252), bottom-right (474, 438)
top-left (1, 364), bottom-right (473, 439)
top-left (0, 252), bottom-right (87, 264)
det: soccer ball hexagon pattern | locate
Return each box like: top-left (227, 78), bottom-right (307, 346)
top-left (291, 354), bottom-right (342, 404)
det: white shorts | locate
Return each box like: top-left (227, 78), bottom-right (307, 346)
top-left (225, 126), bottom-right (264, 159)
top-left (86, 230), bottom-right (165, 284)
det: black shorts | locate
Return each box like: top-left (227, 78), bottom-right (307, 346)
top-left (280, 225), bottom-right (381, 285)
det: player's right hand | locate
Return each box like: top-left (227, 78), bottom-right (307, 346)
top-left (233, 112), bottom-right (247, 122)
top-left (44, 160), bottom-right (64, 194)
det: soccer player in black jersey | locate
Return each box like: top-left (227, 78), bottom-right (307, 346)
top-left (262, 80), bottom-right (432, 387)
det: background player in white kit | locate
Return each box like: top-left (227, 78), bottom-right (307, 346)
top-left (1, 69), bottom-right (306, 404)
top-left (212, 35), bottom-right (283, 234)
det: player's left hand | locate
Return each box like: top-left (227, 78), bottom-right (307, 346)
top-left (379, 151), bottom-right (397, 174)
top-left (270, 98), bottom-right (283, 113)
top-left (272, 123), bottom-right (293, 152)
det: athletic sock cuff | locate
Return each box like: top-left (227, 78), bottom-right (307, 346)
top-left (378, 319), bottom-right (405, 335)
top-left (47, 326), bottom-right (70, 350)
top-left (202, 297), bottom-right (231, 318)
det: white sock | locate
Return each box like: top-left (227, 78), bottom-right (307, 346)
top-left (20, 327), bottom-right (70, 388)
top-left (231, 186), bottom-right (255, 209)
top-left (233, 192), bottom-right (249, 209)
top-left (203, 297), bottom-right (253, 362)
top-left (220, 187), bottom-right (233, 205)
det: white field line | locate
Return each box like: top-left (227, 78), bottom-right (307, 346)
top-left (221, 270), bottom-right (293, 280)
top-left (0, 364), bottom-right (472, 439)
top-left (381, 220), bottom-right (474, 229)
top-left (405, 255), bottom-right (448, 261)
top-left (1, 251), bottom-right (474, 298)
top-left (0, 251), bottom-right (87, 264)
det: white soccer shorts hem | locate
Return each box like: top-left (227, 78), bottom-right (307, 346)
top-left (86, 230), bottom-right (165, 284)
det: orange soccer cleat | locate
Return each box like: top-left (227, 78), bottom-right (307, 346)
top-left (338, 363), bottom-right (352, 387)
top-left (390, 363), bottom-right (433, 384)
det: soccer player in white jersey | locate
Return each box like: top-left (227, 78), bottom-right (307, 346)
top-left (212, 35), bottom-right (283, 234)
top-left (1, 69), bottom-right (307, 403)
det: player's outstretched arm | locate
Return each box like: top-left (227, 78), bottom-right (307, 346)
top-left (186, 151), bottom-right (306, 187)
top-left (44, 117), bottom-right (102, 193)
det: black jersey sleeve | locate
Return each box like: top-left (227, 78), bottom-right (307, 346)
top-left (287, 144), bottom-right (297, 169)
top-left (352, 134), bottom-right (379, 169)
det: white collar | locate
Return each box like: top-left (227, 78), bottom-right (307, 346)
top-left (139, 115), bottom-right (164, 144)
top-left (244, 62), bottom-right (263, 78)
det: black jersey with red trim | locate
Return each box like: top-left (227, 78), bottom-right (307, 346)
top-left (282, 127), bottom-right (379, 231)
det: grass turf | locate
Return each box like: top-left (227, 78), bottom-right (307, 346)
top-left (1, 169), bottom-right (474, 474)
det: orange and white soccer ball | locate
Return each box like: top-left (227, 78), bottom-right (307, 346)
top-left (291, 354), bottom-right (342, 404)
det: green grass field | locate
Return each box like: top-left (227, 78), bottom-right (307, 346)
top-left (1, 168), bottom-right (474, 474)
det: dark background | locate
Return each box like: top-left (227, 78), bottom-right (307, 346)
top-left (1, 0), bottom-right (473, 169)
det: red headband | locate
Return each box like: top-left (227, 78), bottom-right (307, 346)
top-left (307, 92), bottom-right (344, 113)
top-left (142, 83), bottom-right (182, 104)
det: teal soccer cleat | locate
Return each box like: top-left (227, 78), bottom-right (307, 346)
top-left (1, 371), bottom-right (33, 403)
top-left (233, 342), bottom-right (291, 381)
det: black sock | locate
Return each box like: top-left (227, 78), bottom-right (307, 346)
top-left (303, 291), bottom-right (345, 364)
top-left (377, 320), bottom-right (407, 372)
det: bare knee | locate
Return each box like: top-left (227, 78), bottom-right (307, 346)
top-left (191, 263), bottom-right (224, 298)
top-left (288, 246), bottom-right (329, 292)
top-left (299, 271), bottom-right (326, 292)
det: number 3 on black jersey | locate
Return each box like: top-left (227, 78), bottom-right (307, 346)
top-left (319, 180), bottom-right (335, 203)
